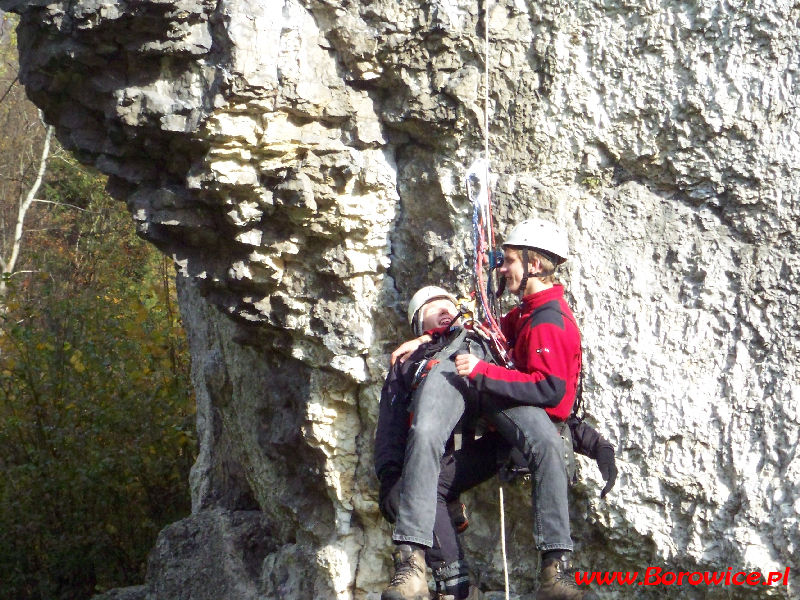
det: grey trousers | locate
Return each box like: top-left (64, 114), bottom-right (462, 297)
top-left (392, 334), bottom-right (572, 552)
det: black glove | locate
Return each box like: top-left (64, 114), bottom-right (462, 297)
top-left (447, 499), bottom-right (469, 533)
top-left (378, 474), bottom-right (402, 523)
top-left (595, 445), bottom-right (617, 499)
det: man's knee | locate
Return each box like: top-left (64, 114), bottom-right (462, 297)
top-left (533, 428), bottom-right (562, 456)
top-left (409, 416), bottom-right (450, 449)
top-left (499, 406), bottom-right (557, 441)
top-left (501, 411), bottom-right (562, 467)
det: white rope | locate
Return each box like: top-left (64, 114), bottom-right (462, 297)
top-left (483, 0), bottom-right (490, 165)
top-left (486, 6), bottom-right (509, 597)
top-left (499, 486), bottom-right (510, 600)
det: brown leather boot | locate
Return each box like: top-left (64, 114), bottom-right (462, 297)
top-left (536, 558), bottom-right (597, 600)
top-left (381, 544), bottom-right (430, 600)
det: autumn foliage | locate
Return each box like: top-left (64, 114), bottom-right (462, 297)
top-left (0, 153), bottom-right (196, 600)
top-left (0, 17), bottom-right (195, 600)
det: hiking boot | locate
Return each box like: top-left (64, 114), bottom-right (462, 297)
top-left (536, 558), bottom-right (597, 600)
top-left (382, 544), bottom-right (430, 600)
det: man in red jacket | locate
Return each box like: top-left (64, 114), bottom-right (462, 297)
top-left (385, 218), bottom-right (595, 600)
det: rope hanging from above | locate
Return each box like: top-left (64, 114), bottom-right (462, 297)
top-left (464, 0), bottom-right (509, 364)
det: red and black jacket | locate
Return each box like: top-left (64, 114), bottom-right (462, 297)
top-left (467, 284), bottom-right (581, 421)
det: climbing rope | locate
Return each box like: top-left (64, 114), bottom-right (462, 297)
top-left (499, 486), bottom-right (510, 600)
top-left (483, 0), bottom-right (490, 165)
top-left (466, 159), bottom-right (510, 366)
top-left (467, 6), bottom-right (513, 599)
top-left (464, 0), bottom-right (510, 366)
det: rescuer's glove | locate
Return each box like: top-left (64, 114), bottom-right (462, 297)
top-left (595, 445), bottom-right (617, 498)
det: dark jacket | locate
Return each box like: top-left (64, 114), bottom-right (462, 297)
top-left (373, 331), bottom-right (457, 483)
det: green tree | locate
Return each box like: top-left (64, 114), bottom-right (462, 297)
top-left (0, 129), bottom-right (195, 600)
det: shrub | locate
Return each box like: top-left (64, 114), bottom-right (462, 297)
top-left (0, 159), bottom-right (195, 600)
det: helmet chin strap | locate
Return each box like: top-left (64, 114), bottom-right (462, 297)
top-left (517, 249), bottom-right (557, 304)
top-left (518, 248), bottom-right (530, 305)
top-left (495, 276), bottom-right (505, 299)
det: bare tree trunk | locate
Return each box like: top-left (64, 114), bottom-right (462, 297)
top-left (0, 117), bottom-right (53, 298)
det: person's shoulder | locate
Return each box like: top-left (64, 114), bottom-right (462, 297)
top-left (404, 345), bottom-right (431, 369)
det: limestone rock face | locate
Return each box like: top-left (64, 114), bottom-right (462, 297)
top-left (3, 0), bottom-right (798, 598)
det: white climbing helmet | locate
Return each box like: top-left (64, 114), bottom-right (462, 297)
top-left (502, 218), bottom-right (569, 265)
top-left (407, 286), bottom-right (458, 335)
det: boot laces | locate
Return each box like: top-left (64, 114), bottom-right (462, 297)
top-left (556, 571), bottom-right (580, 588)
top-left (390, 553), bottom-right (422, 586)
top-left (553, 561), bottom-right (581, 589)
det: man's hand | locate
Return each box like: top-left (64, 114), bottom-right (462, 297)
top-left (595, 446), bottom-right (617, 498)
top-left (454, 353), bottom-right (480, 376)
top-left (391, 335), bottom-right (431, 365)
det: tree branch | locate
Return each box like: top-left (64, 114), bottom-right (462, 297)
top-left (32, 199), bottom-right (95, 213)
top-left (5, 270), bottom-right (43, 277)
top-left (0, 74), bottom-right (19, 106)
top-left (1, 119), bottom-right (53, 297)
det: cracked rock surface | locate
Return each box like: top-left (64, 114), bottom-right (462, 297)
top-left (2, 0), bottom-right (798, 598)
